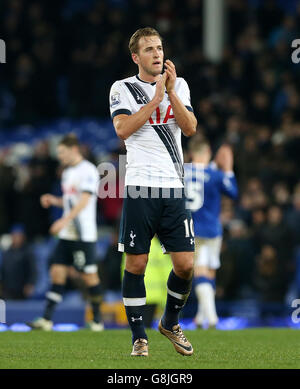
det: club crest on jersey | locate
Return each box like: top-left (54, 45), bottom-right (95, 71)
top-left (110, 92), bottom-right (121, 108)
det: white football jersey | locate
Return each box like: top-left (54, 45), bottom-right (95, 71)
top-left (109, 75), bottom-right (193, 188)
top-left (59, 160), bottom-right (99, 242)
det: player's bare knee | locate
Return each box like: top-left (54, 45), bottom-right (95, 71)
top-left (125, 254), bottom-right (148, 275)
top-left (194, 265), bottom-right (209, 278)
top-left (126, 262), bottom-right (147, 274)
top-left (207, 269), bottom-right (216, 279)
top-left (50, 265), bottom-right (67, 284)
top-left (81, 272), bottom-right (99, 286)
top-left (174, 262), bottom-right (194, 280)
top-left (172, 253), bottom-right (194, 279)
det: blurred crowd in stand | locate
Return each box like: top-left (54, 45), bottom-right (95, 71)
top-left (0, 0), bottom-right (300, 317)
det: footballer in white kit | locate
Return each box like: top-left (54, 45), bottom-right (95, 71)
top-left (110, 74), bottom-right (196, 254)
top-left (27, 134), bottom-right (104, 332)
top-left (110, 75), bottom-right (192, 190)
top-left (59, 159), bottom-right (98, 245)
top-left (110, 27), bottom-right (197, 357)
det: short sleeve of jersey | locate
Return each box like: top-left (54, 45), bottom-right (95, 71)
top-left (79, 165), bottom-right (98, 194)
top-left (109, 81), bottom-right (132, 119)
top-left (177, 78), bottom-right (193, 112)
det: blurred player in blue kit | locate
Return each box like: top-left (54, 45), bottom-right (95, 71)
top-left (185, 140), bottom-right (238, 328)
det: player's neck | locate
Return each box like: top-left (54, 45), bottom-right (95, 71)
top-left (137, 71), bottom-right (160, 84)
top-left (70, 155), bottom-right (83, 166)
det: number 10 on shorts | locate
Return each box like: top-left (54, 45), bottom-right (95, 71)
top-left (184, 219), bottom-right (194, 238)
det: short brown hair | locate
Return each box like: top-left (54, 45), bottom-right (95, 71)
top-left (129, 27), bottom-right (162, 54)
top-left (188, 139), bottom-right (210, 155)
top-left (59, 133), bottom-right (80, 148)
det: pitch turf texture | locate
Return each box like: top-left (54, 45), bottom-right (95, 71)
top-left (0, 328), bottom-right (299, 369)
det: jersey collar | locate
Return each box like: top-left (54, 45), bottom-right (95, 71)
top-left (136, 75), bottom-right (156, 86)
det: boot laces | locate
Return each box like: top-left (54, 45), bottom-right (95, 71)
top-left (134, 339), bottom-right (147, 351)
top-left (173, 326), bottom-right (187, 343)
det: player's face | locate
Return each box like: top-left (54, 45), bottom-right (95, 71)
top-left (134, 36), bottom-right (164, 76)
top-left (57, 144), bottom-right (75, 166)
top-left (191, 147), bottom-right (211, 163)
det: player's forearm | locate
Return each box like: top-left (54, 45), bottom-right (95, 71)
top-left (114, 99), bottom-right (159, 140)
top-left (64, 194), bottom-right (90, 222)
top-left (53, 197), bottom-right (63, 208)
top-left (168, 91), bottom-right (197, 136)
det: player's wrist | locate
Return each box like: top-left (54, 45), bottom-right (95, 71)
top-left (52, 197), bottom-right (61, 206)
top-left (63, 214), bottom-right (72, 223)
top-left (167, 89), bottom-right (176, 97)
top-left (151, 96), bottom-right (162, 107)
top-left (51, 196), bottom-right (57, 204)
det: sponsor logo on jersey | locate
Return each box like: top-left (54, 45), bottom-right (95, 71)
top-left (148, 105), bottom-right (175, 124)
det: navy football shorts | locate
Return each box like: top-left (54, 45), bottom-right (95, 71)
top-left (49, 239), bottom-right (98, 273)
top-left (118, 186), bottom-right (195, 254)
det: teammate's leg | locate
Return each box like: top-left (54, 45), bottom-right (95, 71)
top-left (27, 264), bottom-right (68, 330)
top-left (194, 237), bottom-right (221, 328)
top-left (81, 272), bottom-right (104, 331)
top-left (44, 264), bottom-right (68, 320)
top-left (206, 268), bottom-right (218, 326)
top-left (194, 267), bottom-right (218, 328)
top-left (123, 253), bottom-right (149, 355)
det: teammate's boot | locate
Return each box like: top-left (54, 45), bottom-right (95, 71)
top-left (208, 324), bottom-right (217, 329)
top-left (194, 314), bottom-right (204, 329)
top-left (86, 321), bottom-right (104, 332)
top-left (131, 338), bottom-right (148, 357)
top-left (207, 319), bottom-right (218, 329)
top-left (27, 317), bottom-right (53, 331)
top-left (158, 320), bottom-right (193, 356)
top-left (194, 321), bottom-right (204, 329)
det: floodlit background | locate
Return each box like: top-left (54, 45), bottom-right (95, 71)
top-left (0, 0), bottom-right (300, 331)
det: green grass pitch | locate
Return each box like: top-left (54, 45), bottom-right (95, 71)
top-left (0, 328), bottom-right (299, 369)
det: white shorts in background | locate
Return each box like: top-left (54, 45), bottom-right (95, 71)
top-left (194, 236), bottom-right (222, 269)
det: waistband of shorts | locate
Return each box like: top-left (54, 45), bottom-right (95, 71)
top-left (124, 185), bottom-right (186, 199)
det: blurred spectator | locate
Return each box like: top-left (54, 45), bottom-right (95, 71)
top-left (0, 151), bottom-right (17, 234)
top-left (259, 205), bottom-right (294, 272)
top-left (100, 226), bottom-right (123, 292)
top-left (16, 145), bottom-right (54, 240)
top-left (250, 207), bottom-right (266, 253)
top-left (29, 140), bottom-right (58, 182)
top-left (225, 219), bottom-right (256, 297)
top-left (10, 140), bottom-right (58, 240)
top-left (253, 245), bottom-right (288, 317)
top-left (0, 224), bottom-right (37, 299)
top-left (216, 240), bottom-right (239, 301)
top-left (98, 155), bottom-right (124, 226)
top-left (272, 182), bottom-right (291, 211)
top-left (286, 185), bottom-right (300, 246)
